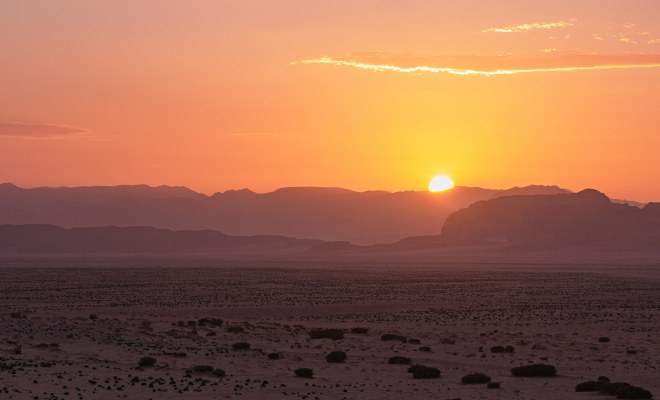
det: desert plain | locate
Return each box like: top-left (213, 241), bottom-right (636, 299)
top-left (1, 261), bottom-right (658, 400)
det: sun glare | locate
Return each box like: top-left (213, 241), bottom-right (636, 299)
top-left (429, 175), bottom-right (455, 192)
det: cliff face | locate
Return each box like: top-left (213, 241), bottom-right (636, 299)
top-left (441, 189), bottom-right (660, 250)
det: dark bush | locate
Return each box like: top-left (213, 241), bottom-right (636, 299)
top-left (10, 312), bottom-right (23, 319)
top-left (600, 382), bottom-right (633, 395)
top-left (412, 366), bottom-right (440, 379)
top-left (419, 346), bottom-right (431, 352)
top-left (487, 382), bottom-right (501, 389)
top-left (351, 327), bottom-right (369, 334)
top-left (599, 337), bottom-right (611, 343)
top-left (490, 346), bottom-right (505, 353)
top-left (381, 334), bottom-right (407, 343)
top-left (599, 376), bottom-right (611, 382)
top-left (388, 356), bottom-right (411, 365)
top-left (462, 373), bottom-right (492, 384)
top-left (227, 325), bottom-right (245, 333)
top-left (212, 368), bottom-right (225, 378)
top-left (575, 381), bottom-right (599, 392)
top-left (89, 314), bottom-right (98, 320)
top-left (309, 328), bottom-right (345, 340)
top-left (192, 365), bottom-right (214, 373)
top-left (295, 368), bottom-right (314, 378)
top-left (407, 364), bottom-right (423, 373)
top-left (510, 364), bottom-right (556, 377)
top-left (408, 338), bottom-right (421, 345)
top-left (232, 342), bottom-right (251, 350)
top-left (615, 385), bottom-right (653, 399)
top-left (198, 318), bottom-right (223, 327)
top-left (267, 353), bottom-right (281, 360)
top-left (325, 351), bottom-right (347, 363)
top-left (137, 356), bottom-right (156, 367)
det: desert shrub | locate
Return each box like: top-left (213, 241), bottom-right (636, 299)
top-left (615, 385), bottom-right (653, 399)
top-left (598, 376), bottom-right (611, 382)
top-left (412, 366), bottom-right (440, 379)
top-left (487, 382), bottom-right (501, 389)
top-left (575, 381), bottom-right (600, 392)
top-left (89, 314), bottom-right (98, 320)
top-left (232, 342), bottom-right (251, 350)
top-left (295, 368), bottom-right (314, 378)
top-left (388, 356), bottom-right (411, 365)
top-left (381, 334), bottom-right (407, 343)
top-left (598, 336), bottom-right (611, 343)
top-left (510, 364), bottom-right (556, 377)
top-left (137, 356), bottom-right (156, 367)
top-left (212, 368), bottom-right (225, 378)
top-left (267, 353), bottom-right (281, 360)
top-left (309, 328), bottom-right (344, 340)
top-left (198, 318), bottom-right (223, 327)
top-left (462, 373), bottom-right (492, 384)
top-left (599, 382), bottom-right (633, 395)
top-left (227, 325), bottom-right (245, 333)
top-left (325, 351), bottom-right (347, 363)
top-left (440, 338), bottom-right (455, 344)
top-left (408, 338), bottom-right (421, 345)
top-left (490, 346), bottom-right (505, 353)
top-left (10, 312), bottom-right (23, 319)
top-left (192, 365), bottom-right (214, 373)
top-left (351, 327), bottom-right (369, 334)
top-left (419, 346), bottom-right (431, 352)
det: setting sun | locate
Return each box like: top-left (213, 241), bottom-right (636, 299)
top-left (429, 175), bottom-right (455, 192)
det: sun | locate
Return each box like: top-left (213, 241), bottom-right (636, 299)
top-left (429, 175), bottom-right (455, 192)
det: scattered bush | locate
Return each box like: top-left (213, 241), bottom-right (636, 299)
top-left (505, 345), bottom-right (515, 353)
top-left (419, 346), bottom-right (431, 352)
top-left (212, 368), bottom-right (226, 378)
top-left (325, 351), bottom-right (347, 363)
top-left (510, 364), bottom-right (556, 377)
top-left (10, 312), bottom-right (23, 319)
top-left (137, 356), bottom-right (156, 367)
top-left (412, 366), bottom-right (440, 379)
top-left (309, 328), bottom-right (345, 340)
top-left (576, 381), bottom-right (600, 392)
top-left (227, 325), bottom-right (245, 333)
top-left (600, 382), bottom-right (633, 396)
top-left (267, 353), bottom-right (281, 360)
top-left (491, 345), bottom-right (514, 353)
top-left (192, 365), bottom-right (214, 373)
top-left (615, 385), bottom-right (653, 399)
top-left (351, 327), bottom-right (369, 334)
top-left (232, 342), bottom-right (251, 350)
top-left (295, 368), bottom-right (314, 378)
top-left (599, 337), bottom-right (611, 343)
top-left (89, 314), bottom-right (97, 320)
top-left (408, 338), bottom-right (421, 345)
top-left (381, 334), bottom-right (407, 343)
top-left (198, 318), bottom-right (223, 327)
top-left (487, 382), bottom-right (501, 389)
top-left (388, 356), bottom-right (411, 365)
top-left (599, 376), bottom-right (611, 382)
top-left (462, 373), bottom-right (492, 384)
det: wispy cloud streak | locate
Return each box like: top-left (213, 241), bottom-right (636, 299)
top-left (0, 122), bottom-right (97, 139)
top-left (297, 53), bottom-right (660, 76)
top-left (484, 20), bottom-right (576, 33)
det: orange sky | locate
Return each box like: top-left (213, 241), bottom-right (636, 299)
top-left (1, 1), bottom-right (659, 202)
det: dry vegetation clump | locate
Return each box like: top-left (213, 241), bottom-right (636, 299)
top-left (461, 373), bottom-right (492, 384)
top-left (295, 368), bottom-right (314, 378)
top-left (309, 328), bottom-right (345, 340)
top-left (325, 351), bottom-right (347, 363)
top-left (232, 342), bottom-right (251, 350)
top-left (350, 327), bottom-right (369, 334)
top-left (137, 356), bottom-right (156, 367)
top-left (388, 356), bottom-right (411, 365)
top-left (615, 385), bottom-right (653, 399)
top-left (410, 365), bottom-right (440, 379)
top-left (198, 318), bottom-right (223, 327)
top-left (487, 382), bottom-right (501, 389)
top-left (267, 352), bottom-right (281, 360)
top-left (227, 325), bottom-right (245, 333)
top-left (191, 365), bottom-right (225, 377)
top-left (381, 334), bottom-right (407, 343)
top-left (510, 364), bottom-right (556, 377)
top-left (490, 345), bottom-right (515, 353)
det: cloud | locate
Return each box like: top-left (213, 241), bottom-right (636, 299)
top-left (484, 20), bottom-right (576, 33)
top-left (0, 122), bottom-right (97, 139)
top-left (296, 52), bottom-right (660, 77)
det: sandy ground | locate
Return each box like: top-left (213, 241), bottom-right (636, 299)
top-left (0, 265), bottom-right (658, 399)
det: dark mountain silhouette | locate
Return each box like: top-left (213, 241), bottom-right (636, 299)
top-left (440, 189), bottom-right (660, 250)
top-left (0, 224), bottom-right (320, 254)
top-left (0, 183), bottom-right (503, 244)
top-left (489, 185), bottom-right (569, 199)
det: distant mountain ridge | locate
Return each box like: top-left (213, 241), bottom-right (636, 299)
top-left (440, 189), bottom-right (660, 250)
top-left (0, 224), bottom-right (320, 254)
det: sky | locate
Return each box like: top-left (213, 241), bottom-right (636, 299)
top-left (1, 0), bottom-right (659, 201)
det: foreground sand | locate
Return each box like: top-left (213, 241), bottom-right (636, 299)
top-left (1, 264), bottom-right (658, 399)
